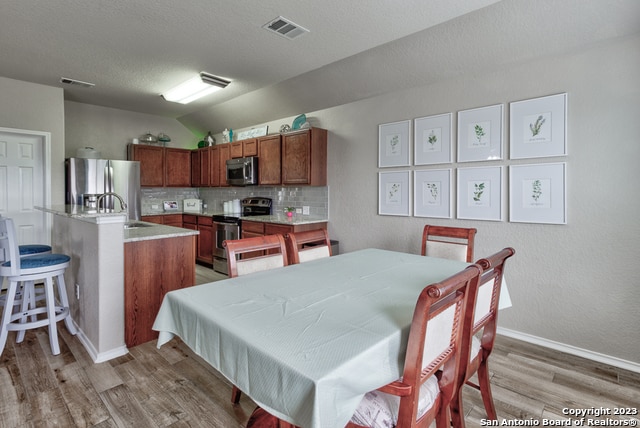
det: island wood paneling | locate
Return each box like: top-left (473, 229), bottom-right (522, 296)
top-left (124, 235), bottom-right (196, 347)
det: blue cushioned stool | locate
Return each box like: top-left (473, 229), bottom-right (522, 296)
top-left (0, 218), bottom-right (77, 355)
top-left (19, 244), bottom-right (52, 256)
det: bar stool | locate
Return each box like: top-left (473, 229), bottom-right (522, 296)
top-left (0, 217), bottom-right (77, 355)
top-left (0, 215), bottom-right (51, 310)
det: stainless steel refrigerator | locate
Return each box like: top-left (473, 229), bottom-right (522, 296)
top-left (65, 158), bottom-right (141, 220)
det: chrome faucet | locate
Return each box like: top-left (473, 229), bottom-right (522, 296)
top-left (97, 192), bottom-right (127, 212)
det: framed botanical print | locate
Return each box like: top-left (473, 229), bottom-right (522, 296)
top-left (378, 120), bottom-right (411, 167)
top-left (414, 169), bottom-right (453, 218)
top-left (510, 163), bottom-right (567, 224)
top-left (457, 104), bottom-right (503, 162)
top-left (457, 166), bottom-right (503, 221)
top-left (414, 113), bottom-right (452, 165)
top-left (510, 93), bottom-right (567, 159)
top-left (378, 170), bottom-right (411, 216)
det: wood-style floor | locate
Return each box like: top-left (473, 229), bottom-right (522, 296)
top-left (0, 265), bottom-right (637, 427)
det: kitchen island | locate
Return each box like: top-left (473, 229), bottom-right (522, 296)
top-left (38, 206), bottom-right (198, 362)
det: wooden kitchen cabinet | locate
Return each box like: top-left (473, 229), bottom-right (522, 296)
top-left (183, 214), bottom-right (198, 230)
top-left (191, 150), bottom-right (200, 187)
top-left (141, 215), bottom-right (164, 224)
top-left (164, 148), bottom-right (191, 187)
top-left (242, 220), bottom-right (327, 255)
top-left (258, 134), bottom-right (282, 185)
top-left (162, 214), bottom-right (183, 227)
top-left (128, 145), bottom-right (164, 187)
top-left (196, 215), bottom-right (213, 264)
top-left (231, 138), bottom-right (258, 158)
top-left (209, 146), bottom-right (220, 187)
top-left (124, 234), bottom-right (195, 347)
top-left (141, 214), bottom-right (182, 227)
top-left (281, 128), bottom-right (327, 186)
top-left (128, 145), bottom-right (191, 187)
top-left (218, 143), bottom-right (230, 187)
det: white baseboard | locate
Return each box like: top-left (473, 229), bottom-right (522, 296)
top-left (73, 323), bottom-right (129, 363)
top-left (497, 327), bottom-right (640, 374)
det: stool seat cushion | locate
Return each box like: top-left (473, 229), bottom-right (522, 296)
top-left (18, 244), bottom-right (52, 255)
top-left (2, 254), bottom-right (70, 269)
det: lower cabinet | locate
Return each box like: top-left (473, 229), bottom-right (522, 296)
top-left (241, 220), bottom-right (327, 256)
top-left (124, 235), bottom-right (196, 347)
top-left (141, 214), bottom-right (182, 227)
top-left (196, 216), bottom-right (213, 264)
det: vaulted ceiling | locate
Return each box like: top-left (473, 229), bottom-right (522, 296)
top-left (1, 0), bottom-right (638, 135)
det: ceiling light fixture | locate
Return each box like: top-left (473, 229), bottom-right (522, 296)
top-left (60, 77), bottom-right (95, 88)
top-left (161, 72), bottom-right (231, 104)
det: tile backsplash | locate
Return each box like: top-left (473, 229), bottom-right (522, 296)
top-left (142, 186), bottom-right (329, 217)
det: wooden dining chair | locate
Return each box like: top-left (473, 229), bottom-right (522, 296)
top-left (284, 229), bottom-right (332, 265)
top-left (223, 234), bottom-right (289, 404)
top-left (421, 225), bottom-right (477, 262)
top-left (449, 247), bottom-right (515, 426)
top-left (223, 234), bottom-right (289, 278)
top-left (346, 264), bottom-right (482, 428)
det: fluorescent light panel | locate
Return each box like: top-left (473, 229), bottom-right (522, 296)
top-left (162, 72), bottom-right (230, 104)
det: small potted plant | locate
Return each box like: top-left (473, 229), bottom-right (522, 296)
top-left (284, 207), bottom-right (295, 217)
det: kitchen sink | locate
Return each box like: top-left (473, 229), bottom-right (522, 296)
top-left (123, 221), bottom-right (154, 229)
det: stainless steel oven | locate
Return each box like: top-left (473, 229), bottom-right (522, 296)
top-left (212, 197), bottom-right (272, 275)
top-left (212, 217), bottom-right (240, 274)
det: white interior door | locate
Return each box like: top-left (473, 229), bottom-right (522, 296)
top-left (0, 128), bottom-right (50, 246)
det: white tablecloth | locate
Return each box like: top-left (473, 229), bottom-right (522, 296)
top-left (153, 249), bottom-right (511, 428)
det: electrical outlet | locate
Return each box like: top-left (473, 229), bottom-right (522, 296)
top-left (302, 206), bottom-right (310, 215)
top-left (151, 204), bottom-right (159, 210)
top-left (295, 208), bottom-right (302, 214)
top-left (75, 284), bottom-right (80, 300)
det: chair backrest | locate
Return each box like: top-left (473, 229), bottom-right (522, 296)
top-left (0, 217), bottom-right (21, 276)
top-left (470, 247), bottom-right (515, 350)
top-left (421, 225), bottom-right (477, 262)
top-left (394, 264), bottom-right (482, 427)
top-left (284, 229), bottom-right (332, 264)
top-left (223, 234), bottom-right (289, 278)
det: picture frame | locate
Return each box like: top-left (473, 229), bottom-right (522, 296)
top-left (510, 93), bottom-right (567, 159)
top-left (414, 169), bottom-right (453, 218)
top-left (457, 104), bottom-right (503, 162)
top-left (414, 113), bottom-right (452, 165)
top-left (236, 125), bottom-right (268, 140)
top-left (378, 120), bottom-right (411, 167)
top-left (457, 166), bottom-right (503, 221)
top-left (378, 170), bottom-right (411, 216)
top-left (509, 163), bottom-right (567, 224)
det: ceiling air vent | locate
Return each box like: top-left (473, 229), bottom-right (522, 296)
top-left (263, 16), bottom-right (309, 40)
top-left (60, 77), bottom-right (95, 88)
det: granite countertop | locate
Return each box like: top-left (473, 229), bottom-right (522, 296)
top-left (143, 211), bottom-right (328, 225)
top-left (124, 221), bottom-right (199, 243)
top-left (240, 214), bottom-right (328, 225)
top-left (37, 205), bottom-right (128, 223)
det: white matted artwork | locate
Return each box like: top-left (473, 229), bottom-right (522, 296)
top-left (510, 93), bottom-right (567, 159)
top-left (457, 104), bottom-right (503, 162)
top-left (414, 169), bottom-right (453, 218)
top-left (510, 163), bottom-right (567, 224)
top-left (414, 113), bottom-right (452, 165)
top-left (457, 166), bottom-right (503, 221)
top-left (378, 170), bottom-right (411, 216)
top-left (378, 120), bottom-right (411, 167)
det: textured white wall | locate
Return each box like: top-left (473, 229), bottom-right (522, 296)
top-left (64, 101), bottom-right (198, 160)
top-left (311, 35), bottom-right (640, 364)
top-left (0, 76), bottom-right (65, 205)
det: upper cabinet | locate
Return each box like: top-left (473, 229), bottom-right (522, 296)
top-left (282, 128), bottom-right (327, 186)
top-left (131, 127), bottom-right (327, 189)
top-left (165, 148), bottom-right (192, 187)
top-left (258, 134), bottom-right (282, 185)
top-left (128, 145), bottom-right (191, 187)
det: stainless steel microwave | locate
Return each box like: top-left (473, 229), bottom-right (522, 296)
top-left (226, 156), bottom-right (258, 186)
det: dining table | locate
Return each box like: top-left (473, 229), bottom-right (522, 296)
top-left (153, 248), bottom-right (511, 428)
